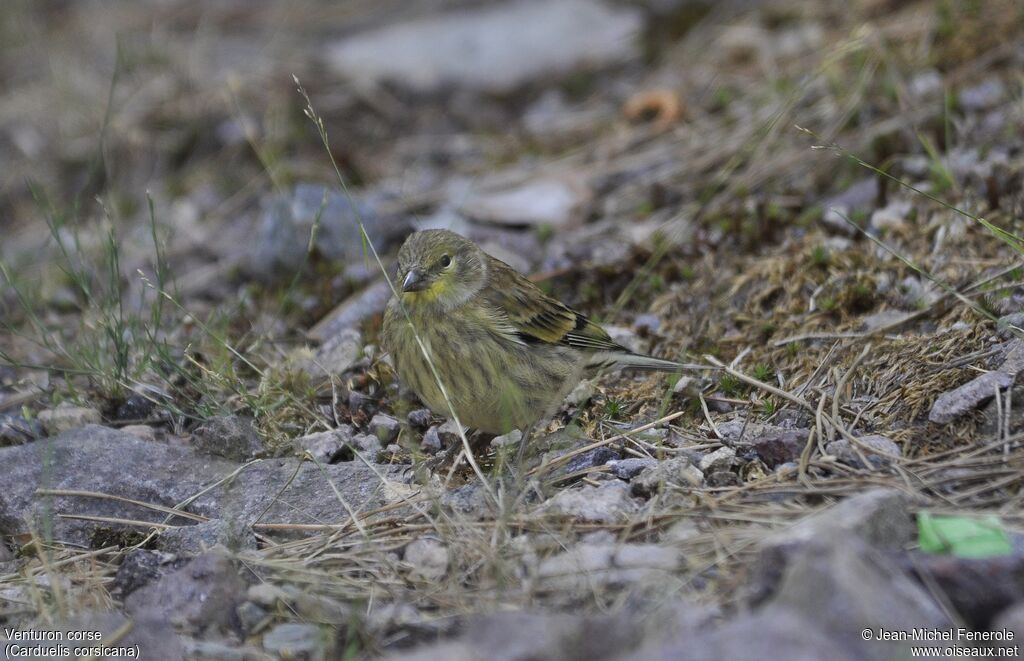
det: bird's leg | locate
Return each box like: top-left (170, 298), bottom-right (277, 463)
top-left (513, 422), bottom-right (538, 476)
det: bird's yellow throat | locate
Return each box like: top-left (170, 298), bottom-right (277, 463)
top-left (402, 277), bottom-right (451, 304)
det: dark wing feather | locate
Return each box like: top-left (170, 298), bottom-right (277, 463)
top-left (481, 256), bottom-right (627, 354)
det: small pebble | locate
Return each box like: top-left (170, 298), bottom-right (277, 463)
top-left (370, 413), bottom-right (400, 444)
top-left (407, 408), bottom-right (433, 429)
top-left (607, 457), bottom-right (658, 480)
top-left (421, 426), bottom-right (443, 454)
top-left (490, 429), bottom-right (522, 450)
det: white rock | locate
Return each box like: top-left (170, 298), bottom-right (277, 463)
top-left (404, 538), bottom-right (449, 581)
top-left (370, 413), bottom-right (400, 444)
top-left (536, 542), bottom-right (680, 590)
top-left (870, 200), bottom-right (911, 233)
top-left (38, 405), bottom-right (101, 435)
top-left (293, 427), bottom-right (352, 464)
top-left (698, 446), bottom-right (736, 473)
top-left (565, 380), bottom-right (596, 407)
top-left (324, 0), bottom-right (642, 93)
top-left (540, 482), bottom-right (640, 523)
top-left (461, 177), bottom-right (590, 229)
top-left (490, 430), bottom-right (523, 450)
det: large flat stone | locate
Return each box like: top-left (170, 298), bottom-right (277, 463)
top-left (325, 0), bottom-right (642, 93)
top-left (0, 425), bottom-right (406, 545)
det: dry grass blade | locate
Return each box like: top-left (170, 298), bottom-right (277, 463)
top-left (35, 489), bottom-right (209, 523)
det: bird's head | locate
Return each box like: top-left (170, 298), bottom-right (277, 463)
top-left (395, 230), bottom-right (487, 309)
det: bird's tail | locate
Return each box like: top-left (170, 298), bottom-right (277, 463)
top-left (592, 351), bottom-right (714, 372)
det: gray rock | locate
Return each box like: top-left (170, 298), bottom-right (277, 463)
top-left (420, 426), bottom-right (443, 454)
top-left (767, 488), bottom-right (914, 549)
top-left (305, 327), bottom-right (363, 378)
top-left (536, 542), bottom-right (681, 591)
top-left (719, 420), bottom-right (807, 468)
top-left (909, 70), bottom-right (943, 98)
top-left (489, 429), bottom-right (522, 451)
top-left (981, 385), bottom-right (1024, 437)
top-left (993, 602), bottom-right (1024, 647)
top-left (632, 457), bottom-right (704, 497)
top-left (859, 309), bottom-right (915, 332)
top-left (604, 325), bottom-right (642, 353)
top-left (262, 623), bottom-right (333, 660)
top-left (929, 370), bottom-right (1014, 424)
top-left (192, 415), bottom-right (265, 461)
top-left (662, 519), bottom-right (701, 543)
top-left (125, 551), bottom-right (248, 634)
top-left (249, 184), bottom-right (405, 280)
top-left (383, 609), bottom-right (650, 661)
top-left (436, 419), bottom-right (463, 446)
top-left (404, 538), bottom-right (449, 581)
top-left (247, 583), bottom-right (354, 626)
top-left (462, 610), bottom-right (643, 661)
top-left (383, 641), bottom-right (477, 661)
top-left (1001, 338), bottom-right (1024, 374)
top-left (116, 391), bottom-right (159, 420)
top-left (0, 413), bottom-right (43, 446)
top-left (0, 426), bottom-right (406, 544)
top-left (350, 433), bottom-right (383, 462)
top-left (959, 78), bottom-right (1006, 111)
top-left (621, 608), bottom-right (861, 661)
top-left (540, 482), bottom-right (640, 523)
top-left (183, 638), bottom-right (274, 661)
top-left (407, 409), bottom-right (433, 429)
top-left (560, 446), bottom-right (620, 475)
top-left (0, 538), bottom-right (12, 563)
top-left (441, 483), bottom-right (491, 519)
top-left (159, 519), bottom-right (256, 556)
top-left (236, 601), bottom-right (269, 634)
top-left (998, 313), bottom-right (1024, 338)
top-left (869, 200), bottom-right (911, 233)
top-left (897, 554), bottom-right (1024, 628)
top-left (706, 470), bottom-right (741, 487)
top-left (607, 457), bottom-right (658, 480)
top-left (748, 489), bottom-right (914, 606)
top-left (293, 426), bottom-right (354, 464)
top-left (308, 283), bottom-right (388, 344)
top-left (324, 0), bottom-right (642, 93)
top-left (59, 611), bottom-right (186, 661)
top-left (564, 379), bottom-right (597, 407)
top-left (523, 90), bottom-right (610, 144)
top-left (672, 375), bottom-right (701, 395)
top-left (898, 275), bottom-right (941, 309)
top-left (112, 549), bottom-right (188, 598)
top-left (633, 314), bottom-right (661, 334)
top-left (824, 434), bottom-right (900, 467)
top-left (37, 404), bottom-right (101, 435)
top-left (767, 539), bottom-right (951, 661)
top-left (461, 176), bottom-right (590, 229)
top-left (821, 178), bottom-right (878, 236)
top-left (347, 390), bottom-right (376, 415)
top-left (370, 413), bottom-right (400, 444)
top-left (698, 446), bottom-right (736, 473)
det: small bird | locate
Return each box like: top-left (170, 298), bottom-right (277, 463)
top-left (381, 230), bottom-right (689, 449)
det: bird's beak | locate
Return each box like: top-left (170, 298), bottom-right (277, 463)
top-left (402, 269), bottom-right (429, 292)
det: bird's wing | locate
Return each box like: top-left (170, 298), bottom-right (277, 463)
top-left (481, 258), bottom-right (626, 353)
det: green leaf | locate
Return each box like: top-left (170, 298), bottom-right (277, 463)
top-left (918, 513), bottom-right (1012, 558)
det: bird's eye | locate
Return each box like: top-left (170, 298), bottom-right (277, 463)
top-left (440, 254), bottom-right (452, 268)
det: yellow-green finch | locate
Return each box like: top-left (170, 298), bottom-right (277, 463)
top-left (382, 230), bottom-right (688, 442)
